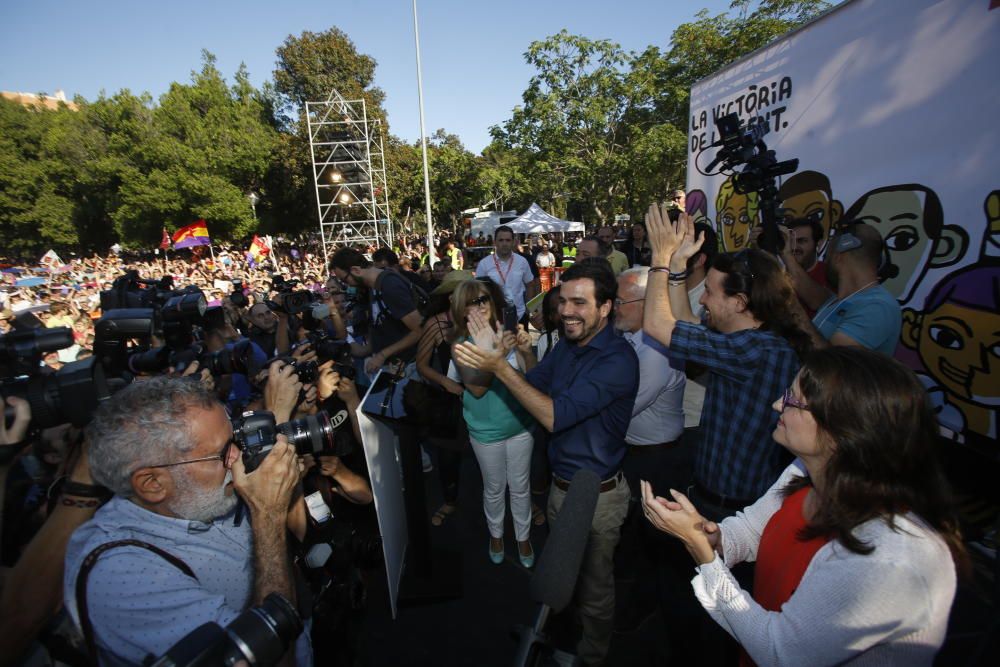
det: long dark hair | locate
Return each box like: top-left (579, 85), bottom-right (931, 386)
top-left (711, 249), bottom-right (811, 358)
top-left (787, 347), bottom-right (968, 572)
top-left (540, 285), bottom-right (564, 335)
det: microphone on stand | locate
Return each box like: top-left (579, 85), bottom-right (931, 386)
top-left (512, 469), bottom-right (601, 667)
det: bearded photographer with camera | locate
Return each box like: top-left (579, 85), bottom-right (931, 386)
top-left (62, 377), bottom-right (313, 666)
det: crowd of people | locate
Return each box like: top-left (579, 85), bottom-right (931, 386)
top-left (0, 202), bottom-right (970, 667)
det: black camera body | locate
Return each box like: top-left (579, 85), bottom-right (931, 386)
top-left (1, 327), bottom-right (119, 428)
top-left (231, 409), bottom-right (351, 473)
top-left (306, 332), bottom-right (356, 381)
top-left (230, 279), bottom-right (249, 308)
top-left (268, 274), bottom-right (316, 316)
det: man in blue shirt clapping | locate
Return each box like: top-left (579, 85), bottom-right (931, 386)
top-left (455, 259), bottom-right (639, 666)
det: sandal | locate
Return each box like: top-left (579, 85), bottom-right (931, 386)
top-left (532, 503), bottom-right (546, 526)
top-left (431, 503), bottom-right (457, 526)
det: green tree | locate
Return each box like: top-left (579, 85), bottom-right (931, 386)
top-left (492, 30), bottom-right (651, 224)
top-left (268, 28), bottom-right (391, 236)
top-left (108, 52), bottom-right (279, 246)
top-left (425, 130), bottom-right (482, 233)
top-left (491, 2), bottom-right (829, 224)
top-left (272, 27), bottom-right (386, 128)
top-left (0, 97), bottom-right (86, 254)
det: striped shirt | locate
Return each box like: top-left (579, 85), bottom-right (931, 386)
top-left (670, 322), bottom-right (800, 500)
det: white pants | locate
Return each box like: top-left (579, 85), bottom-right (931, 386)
top-left (469, 430), bottom-right (534, 541)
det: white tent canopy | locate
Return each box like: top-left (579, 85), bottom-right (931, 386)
top-left (506, 203), bottom-right (584, 234)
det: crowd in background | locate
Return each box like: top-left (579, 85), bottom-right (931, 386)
top-left (0, 205), bottom-right (975, 667)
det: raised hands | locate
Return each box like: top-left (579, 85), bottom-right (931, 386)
top-left (467, 309), bottom-right (502, 351)
top-left (264, 360), bottom-right (303, 424)
top-left (316, 360), bottom-right (341, 401)
top-left (645, 205), bottom-right (706, 271)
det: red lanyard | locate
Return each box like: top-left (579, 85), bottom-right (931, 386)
top-left (493, 254), bottom-right (513, 285)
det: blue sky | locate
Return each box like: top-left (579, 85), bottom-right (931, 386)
top-left (0, 0), bottom-right (733, 154)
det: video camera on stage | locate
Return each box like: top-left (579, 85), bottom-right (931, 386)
top-left (706, 112), bottom-right (799, 255)
top-left (145, 592), bottom-right (302, 667)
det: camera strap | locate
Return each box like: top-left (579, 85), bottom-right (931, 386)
top-left (75, 540), bottom-right (197, 665)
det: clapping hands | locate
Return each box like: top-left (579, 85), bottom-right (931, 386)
top-left (645, 205), bottom-right (706, 271)
top-left (640, 480), bottom-right (720, 565)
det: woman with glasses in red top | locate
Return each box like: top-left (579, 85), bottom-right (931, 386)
top-left (642, 346), bottom-right (967, 666)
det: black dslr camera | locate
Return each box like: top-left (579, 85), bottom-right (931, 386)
top-left (230, 409), bottom-right (351, 473)
top-left (267, 274), bottom-right (315, 316)
top-left (145, 592), bottom-right (301, 667)
top-left (230, 279), bottom-right (249, 308)
top-left (1, 326), bottom-right (117, 429)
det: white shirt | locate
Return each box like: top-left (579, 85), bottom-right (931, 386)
top-left (535, 251), bottom-right (555, 268)
top-left (687, 278), bottom-right (706, 321)
top-left (475, 252), bottom-right (534, 318)
top-left (623, 330), bottom-right (686, 445)
top-left (692, 462), bottom-right (956, 667)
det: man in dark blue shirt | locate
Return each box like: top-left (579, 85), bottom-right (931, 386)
top-left (455, 259), bottom-right (638, 666)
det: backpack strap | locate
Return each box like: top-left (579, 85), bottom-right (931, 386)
top-left (75, 540), bottom-right (197, 665)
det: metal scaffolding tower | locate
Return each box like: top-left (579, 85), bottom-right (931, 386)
top-left (306, 89), bottom-right (394, 266)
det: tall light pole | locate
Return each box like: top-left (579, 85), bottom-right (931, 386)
top-left (413, 0), bottom-right (436, 264)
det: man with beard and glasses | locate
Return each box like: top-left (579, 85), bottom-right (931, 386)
top-left (455, 260), bottom-right (638, 666)
top-left (63, 377), bottom-right (311, 666)
top-left (330, 246), bottom-right (423, 377)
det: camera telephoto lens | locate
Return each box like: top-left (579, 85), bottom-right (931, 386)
top-left (224, 592), bottom-right (303, 666)
top-left (277, 411), bottom-right (336, 457)
top-left (146, 593), bottom-right (301, 667)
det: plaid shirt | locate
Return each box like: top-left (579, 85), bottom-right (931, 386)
top-left (670, 322), bottom-right (800, 500)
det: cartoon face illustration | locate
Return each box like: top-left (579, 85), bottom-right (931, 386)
top-left (906, 300), bottom-right (1000, 405)
top-left (983, 190), bottom-right (1000, 259)
top-left (902, 263), bottom-right (1000, 439)
top-left (715, 177), bottom-right (759, 252)
top-left (686, 189), bottom-right (709, 228)
top-left (844, 185), bottom-right (968, 304)
top-left (778, 170), bottom-right (843, 253)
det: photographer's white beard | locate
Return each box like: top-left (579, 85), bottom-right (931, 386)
top-left (168, 468), bottom-right (238, 524)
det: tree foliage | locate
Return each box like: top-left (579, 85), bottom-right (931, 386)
top-left (0, 5), bottom-right (829, 255)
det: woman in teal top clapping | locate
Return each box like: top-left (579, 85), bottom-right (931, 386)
top-left (449, 279), bottom-right (538, 568)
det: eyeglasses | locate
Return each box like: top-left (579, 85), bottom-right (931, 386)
top-left (467, 295), bottom-right (491, 307)
top-left (614, 297), bottom-right (645, 306)
top-left (780, 388), bottom-right (810, 412)
top-left (148, 439), bottom-right (236, 470)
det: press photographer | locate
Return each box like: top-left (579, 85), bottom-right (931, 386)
top-left (62, 377), bottom-right (312, 666)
